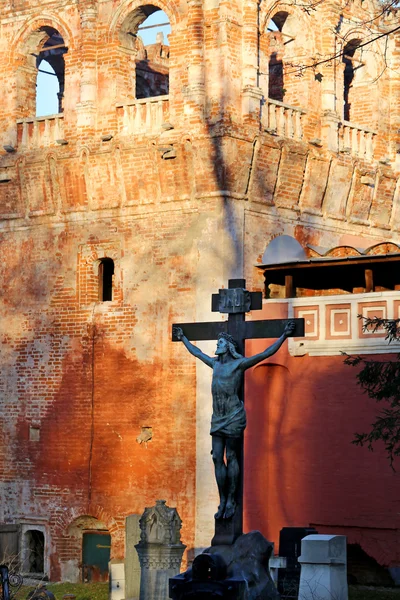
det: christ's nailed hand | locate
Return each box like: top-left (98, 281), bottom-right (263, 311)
top-left (173, 326), bottom-right (184, 340)
top-left (283, 320), bottom-right (296, 337)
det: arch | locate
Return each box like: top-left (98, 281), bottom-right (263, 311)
top-left (109, 0), bottom-right (178, 44)
top-left (259, 2), bottom-right (315, 108)
top-left (339, 31), bottom-right (381, 125)
top-left (259, 1), bottom-right (312, 42)
top-left (11, 19), bottom-right (72, 119)
top-left (11, 13), bottom-right (75, 55)
top-left (111, 4), bottom-right (171, 100)
top-left (268, 10), bottom-right (289, 32)
top-left (67, 515), bottom-right (109, 537)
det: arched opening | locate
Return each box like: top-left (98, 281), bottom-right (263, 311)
top-left (342, 39), bottom-right (362, 121)
top-left (66, 516), bottom-right (110, 583)
top-left (18, 26), bottom-right (68, 119)
top-left (35, 29), bottom-right (68, 117)
top-left (265, 13), bottom-right (289, 102)
top-left (98, 258), bottom-right (114, 302)
top-left (119, 6), bottom-right (170, 100)
top-left (23, 530), bottom-right (44, 574)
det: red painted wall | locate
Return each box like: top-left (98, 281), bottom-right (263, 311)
top-left (244, 302), bottom-right (400, 567)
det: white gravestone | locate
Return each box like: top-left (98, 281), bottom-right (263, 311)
top-left (109, 560), bottom-right (125, 600)
top-left (298, 535), bottom-right (348, 600)
top-left (125, 514), bottom-right (141, 600)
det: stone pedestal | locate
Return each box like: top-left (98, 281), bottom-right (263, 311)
top-left (298, 535), bottom-right (348, 600)
top-left (135, 500), bottom-right (186, 600)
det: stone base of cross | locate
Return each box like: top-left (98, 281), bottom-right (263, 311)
top-left (172, 279), bottom-right (304, 546)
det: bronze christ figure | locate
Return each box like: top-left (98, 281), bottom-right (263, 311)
top-left (173, 321), bottom-right (295, 520)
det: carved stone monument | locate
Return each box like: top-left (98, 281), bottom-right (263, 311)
top-left (135, 500), bottom-right (186, 600)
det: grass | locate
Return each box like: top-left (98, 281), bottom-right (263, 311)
top-left (13, 583), bottom-right (108, 600)
top-left (349, 587), bottom-right (400, 600)
top-left (11, 581), bottom-right (400, 600)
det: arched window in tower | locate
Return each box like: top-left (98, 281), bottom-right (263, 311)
top-left (119, 6), bottom-right (170, 100)
top-left (264, 13), bottom-right (289, 102)
top-left (35, 29), bottom-right (68, 117)
top-left (99, 258), bottom-right (115, 302)
top-left (342, 39), bottom-right (362, 122)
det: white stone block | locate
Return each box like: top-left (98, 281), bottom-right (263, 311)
top-left (298, 535), bottom-right (348, 600)
top-left (110, 560), bottom-right (125, 600)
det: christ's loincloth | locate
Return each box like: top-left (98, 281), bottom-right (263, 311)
top-left (210, 403), bottom-right (247, 438)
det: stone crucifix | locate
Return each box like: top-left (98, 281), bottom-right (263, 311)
top-left (172, 279), bottom-right (304, 545)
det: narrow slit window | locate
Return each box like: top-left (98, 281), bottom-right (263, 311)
top-left (99, 258), bottom-right (114, 302)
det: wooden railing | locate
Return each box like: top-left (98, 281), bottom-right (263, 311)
top-left (261, 98), bottom-right (306, 141)
top-left (339, 120), bottom-right (376, 161)
top-left (16, 114), bottom-right (65, 149)
top-left (116, 96), bottom-right (170, 135)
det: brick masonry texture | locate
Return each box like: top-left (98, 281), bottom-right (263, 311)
top-left (1, 0), bottom-right (400, 581)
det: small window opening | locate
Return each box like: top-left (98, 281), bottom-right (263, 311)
top-left (36, 30), bottom-right (68, 117)
top-left (269, 52), bottom-right (284, 101)
top-left (342, 40), bottom-right (361, 122)
top-left (25, 530), bottom-right (44, 574)
top-left (99, 258), bottom-right (114, 302)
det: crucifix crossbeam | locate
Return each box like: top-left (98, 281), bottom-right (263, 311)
top-left (172, 278), bottom-right (304, 546)
top-left (172, 279), bottom-right (304, 352)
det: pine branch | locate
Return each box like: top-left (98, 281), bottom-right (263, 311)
top-left (346, 316), bottom-right (400, 469)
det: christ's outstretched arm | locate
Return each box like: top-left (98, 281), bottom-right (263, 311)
top-left (173, 326), bottom-right (215, 368)
top-left (240, 320), bottom-right (296, 371)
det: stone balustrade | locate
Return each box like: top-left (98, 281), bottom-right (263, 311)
top-left (262, 98), bottom-right (306, 141)
top-left (282, 290), bottom-right (400, 356)
top-left (116, 96), bottom-right (170, 136)
top-left (339, 120), bottom-right (376, 161)
top-left (16, 114), bottom-right (65, 149)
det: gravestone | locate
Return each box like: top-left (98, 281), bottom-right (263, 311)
top-left (135, 500), bottom-right (186, 600)
top-left (125, 515), bottom-right (141, 600)
top-left (298, 534), bottom-right (348, 600)
top-left (278, 526), bottom-right (317, 598)
top-left (109, 560), bottom-right (125, 600)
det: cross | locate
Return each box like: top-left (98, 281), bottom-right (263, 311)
top-left (172, 279), bottom-right (304, 546)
